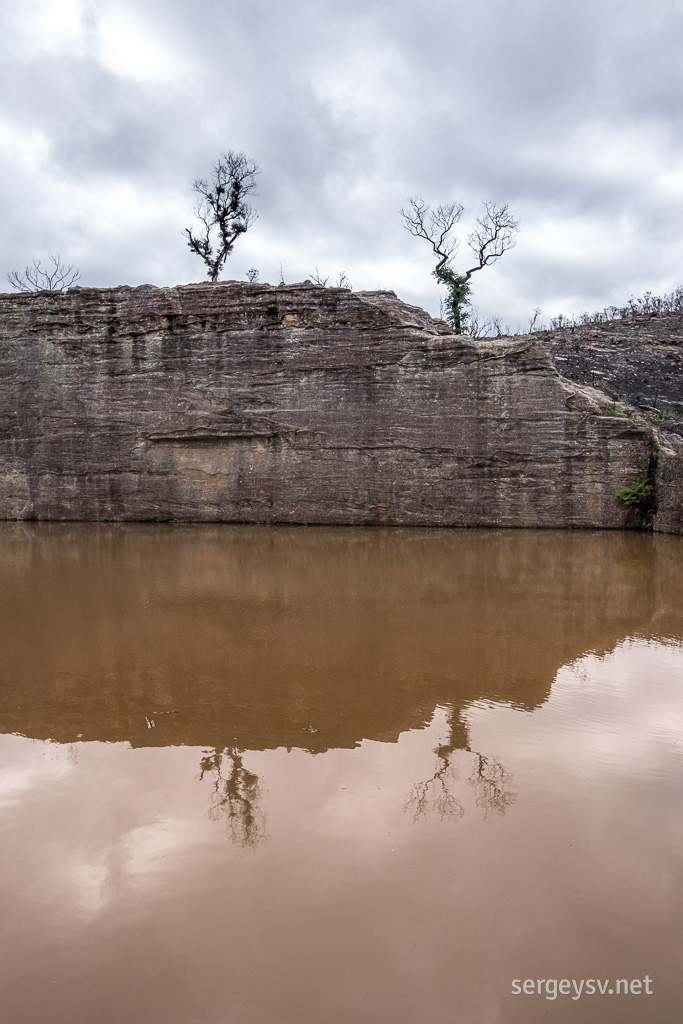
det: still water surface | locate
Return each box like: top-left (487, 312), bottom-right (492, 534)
top-left (0, 525), bottom-right (682, 1024)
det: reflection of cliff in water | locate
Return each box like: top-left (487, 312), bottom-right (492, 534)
top-left (0, 524), bottom-right (681, 755)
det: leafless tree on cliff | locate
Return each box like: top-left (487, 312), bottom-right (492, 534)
top-left (7, 254), bottom-right (81, 292)
top-left (400, 198), bottom-right (464, 275)
top-left (309, 268), bottom-right (352, 289)
top-left (400, 197), bottom-right (518, 333)
top-left (185, 150), bottom-right (259, 282)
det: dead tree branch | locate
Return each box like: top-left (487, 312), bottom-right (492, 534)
top-left (7, 254), bottom-right (81, 292)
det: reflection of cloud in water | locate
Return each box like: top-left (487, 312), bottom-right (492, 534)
top-left (403, 639), bottom-right (683, 830)
top-left (64, 817), bottom-right (209, 918)
top-left (124, 818), bottom-right (201, 876)
top-left (0, 749), bottom-right (73, 808)
top-left (466, 637), bottom-right (683, 783)
top-left (556, 639), bottom-right (683, 771)
top-left (0, 737), bottom-right (216, 927)
top-left (68, 859), bottom-right (110, 916)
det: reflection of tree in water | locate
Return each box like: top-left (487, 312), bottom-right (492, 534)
top-left (198, 747), bottom-right (266, 848)
top-left (467, 751), bottom-right (516, 817)
top-left (404, 741), bottom-right (465, 823)
top-left (404, 706), bottom-right (516, 824)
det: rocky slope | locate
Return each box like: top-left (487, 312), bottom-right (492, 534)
top-left (540, 312), bottom-right (683, 434)
top-left (0, 282), bottom-right (680, 532)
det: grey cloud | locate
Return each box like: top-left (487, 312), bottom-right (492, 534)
top-left (1, 0), bottom-right (682, 323)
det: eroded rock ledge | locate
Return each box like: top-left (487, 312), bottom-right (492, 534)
top-left (0, 282), bottom-right (681, 532)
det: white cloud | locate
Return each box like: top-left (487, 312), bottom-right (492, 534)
top-left (5, 0), bottom-right (86, 59)
top-left (1, 0), bottom-right (683, 320)
top-left (0, 117), bottom-right (51, 176)
top-left (93, 5), bottom-right (191, 84)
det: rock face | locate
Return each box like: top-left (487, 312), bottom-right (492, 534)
top-left (655, 432), bottom-right (683, 535)
top-left (541, 313), bottom-right (683, 435)
top-left (0, 282), bottom-right (680, 531)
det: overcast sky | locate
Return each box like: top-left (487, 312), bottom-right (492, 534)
top-left (2, 0), bottom-right (682, 327)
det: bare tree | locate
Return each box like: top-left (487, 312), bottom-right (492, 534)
top-left (400, 196), bottom-right (518, 333)
top-left (309, 267), bottom-right (329, 286)
top-left (186, 150), bottom-right (259, 282)
top-left (7, 254), bottom-right (81, 292)
top-left (465, 201), bottom-right (518, 277)
top-left (527, 306), bottom-right (543, 332)
top-left (467, 307), bottom-right (510, 339)
top-left (309, 268), bottom-right (352, 289)
top-left (399, 198), bottom-right (464, 275)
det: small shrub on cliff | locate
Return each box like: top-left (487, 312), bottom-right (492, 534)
top-left (435, 267), bottom-right (471, 334)
top-left (309, 269), bottom-right (352, 289)
top-left (548, 286), bottom-right (683, 331)
top-left (615, 476), bottom-right (654, 511)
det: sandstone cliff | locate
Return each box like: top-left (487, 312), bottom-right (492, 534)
top-left (0, 282), bottom-right (680, 532)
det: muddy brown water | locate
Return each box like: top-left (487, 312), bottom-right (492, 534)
top-left (0, 524), bottom-right (681, 1024)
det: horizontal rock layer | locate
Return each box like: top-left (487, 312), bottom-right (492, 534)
top-left (0, 282), bottom-right (680, 531)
